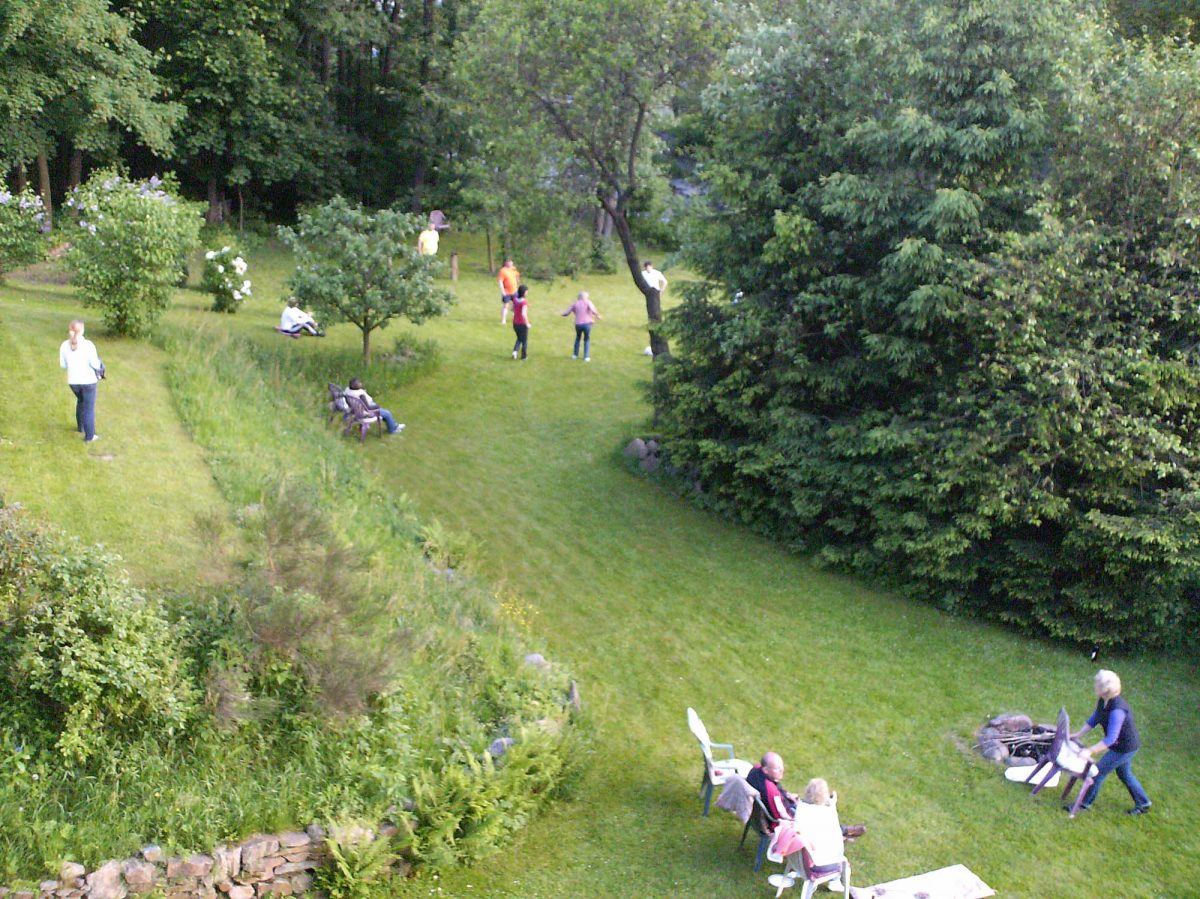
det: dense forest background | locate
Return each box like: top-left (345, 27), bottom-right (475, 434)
top-left (3, 0), bottom-right (1192, 239)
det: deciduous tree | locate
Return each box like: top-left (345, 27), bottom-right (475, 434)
top-left (456, 0), bottom-right (722, 355)
top-left (279, 197), bottom-right (454, 364)
top-left (0, 0), bottom-right (179, 225)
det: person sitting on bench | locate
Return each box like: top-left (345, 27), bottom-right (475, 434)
top-left (345, 378), bottom-right (404, 434)
top-left (279, 297), bottom-right (324, 337)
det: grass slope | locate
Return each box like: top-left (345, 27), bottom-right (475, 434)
top-left (183, 234), bottom-right (1198, 896)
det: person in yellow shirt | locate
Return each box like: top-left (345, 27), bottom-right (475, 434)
top-left (417, 224), bottom-right (439, 256)
top-left (498, 258), bottom-right (521, 324)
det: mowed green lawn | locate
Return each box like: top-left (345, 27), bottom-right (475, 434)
top-left (0, 274), bottom-right (231, 590)
top-left (3, 235), bottom-right (1198, 896)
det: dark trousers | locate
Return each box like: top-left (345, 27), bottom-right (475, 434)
top-left (512, 324), bottom-right (529, 359)
top-left (70, 383), bottom-right (97, 440)
top-left (573, 323), bottom-right (592, 358)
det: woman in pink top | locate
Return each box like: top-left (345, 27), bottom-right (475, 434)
top-left (511, 284), bottom-right (531, 360)
top-left (560, 290), bottom-right (602, 361)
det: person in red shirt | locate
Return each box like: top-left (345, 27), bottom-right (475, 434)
top-left (745, 751), bottom-right (799, 829)
top-left (498, 258), bottom-right (521, 324)
top-left (510, 284), bottom-right (531, 360)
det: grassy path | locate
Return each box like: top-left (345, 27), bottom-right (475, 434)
top-left (0, 276), bottom-right (230, 590)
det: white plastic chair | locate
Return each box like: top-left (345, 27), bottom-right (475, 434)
top-left (768, 851), bottom-right (851, 899)
top-left (686, 707), bottom-right (752, 816)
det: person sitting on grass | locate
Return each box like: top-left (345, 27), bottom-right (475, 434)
top-left (279, 297), bottom-right (325, 337)
top-left (345, 378), bottom-right (404, 434)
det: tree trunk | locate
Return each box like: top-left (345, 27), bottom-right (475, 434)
top-left (36, 152), bottom-right (52, 230)
top-left (381, 0), bottom-right (403, 77)
top-left (485, 227), bottom-right (495, 274)
top-left (14, 162), bottom-right (28, 193)
top-left (604, 197), bottom-right (669, 357)
top-left (594, 202), bottom-right (614, 239)
top-left (206, 177), bottom-right (225, 225)
top-left (237, 185), bottom-right (244, 232)
top-left (410, 161), bottom-right (427, 213)
top-left (67, 148), bottom-right (83, 190)
top-left (320, 37), bottom-right (332, 84)
top-left (362, 327), bottom-right (372, 365)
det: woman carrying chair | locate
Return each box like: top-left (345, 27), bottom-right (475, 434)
top-left (1069, 669), bottom-right (1152, 816)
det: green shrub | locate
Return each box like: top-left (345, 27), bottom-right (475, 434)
top-left (312, 822), bottom-right (396, 899)
top-left (201, 242), bottom-right (252, 313)
top-left (236, 480), bottom-right (404, 718)
top-left (65, 171), bottom-right (202, 336)
top-left (0, 505), bottom-right (198, 762)
top-left (588, 236), bottom-right (618, 274)
top-left (0, 188), bottom-right (49, 280)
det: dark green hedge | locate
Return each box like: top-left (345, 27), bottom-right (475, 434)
top-left (654, 0), bottom-right (1200, 649)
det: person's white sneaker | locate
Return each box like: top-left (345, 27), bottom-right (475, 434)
top-left (85, 435), bottom-right (101, 442)
top-left (571, 354), bottom-right (578, 359)
top-left (512, 350), bottom-right (519, 359)
top-left (825, 880), bottom-right (844, 893)
top-left (584, 356), bottom-right (591, 362)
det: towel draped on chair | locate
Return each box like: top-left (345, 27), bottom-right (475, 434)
top-left (716, 774), bottom-right (758, 824)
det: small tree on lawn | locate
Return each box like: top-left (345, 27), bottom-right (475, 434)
top-left (279, 197), bottom-right (454, 364)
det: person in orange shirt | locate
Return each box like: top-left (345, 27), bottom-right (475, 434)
top-left (498, 258), bottom-right (521, 324)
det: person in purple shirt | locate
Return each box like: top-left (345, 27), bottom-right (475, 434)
top-left (560, 290), bottom-right (602, 361)
top-left (1069, 669), bottom-right (1151, 815)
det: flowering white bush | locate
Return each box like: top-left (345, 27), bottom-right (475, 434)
top-left (65, 171), bottom-right (202, 336)
top-left (201, 244), bottom-right (252, 313)
top-left (0, 189), bottom-right (50, 281)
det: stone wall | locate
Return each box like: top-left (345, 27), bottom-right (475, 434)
top-left (3, 823), bottom-right (402, 899)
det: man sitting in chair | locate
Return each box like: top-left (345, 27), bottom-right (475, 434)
top-left (746, 751), bottom-right (799, 827)
top-left (345, 378), bottom-right (404, 434)
top-left (279, 297), bottom-right (325, 337)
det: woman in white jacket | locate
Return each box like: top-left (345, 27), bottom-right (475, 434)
top-left (59, 320), bottom-right (103, 442)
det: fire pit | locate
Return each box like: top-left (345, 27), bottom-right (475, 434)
top-left (975, 713), bottom-right (1055, 768)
